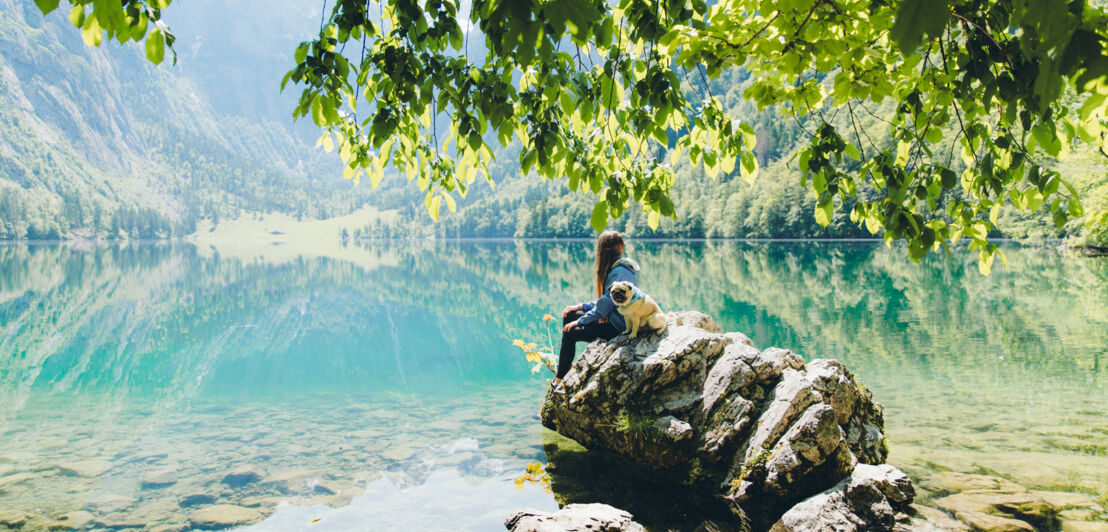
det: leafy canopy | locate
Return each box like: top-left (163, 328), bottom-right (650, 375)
top-left (34, 0), bottom-right (1108, 271)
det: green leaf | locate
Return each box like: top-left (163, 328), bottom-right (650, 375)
top-left (428, 193), bottom-right (442, 222)
top-left (814, 196), bottom-right (833, 227)
top-left (978, 247), bottom-right (995, 275)
top-left (69, 4), bottom-right (84, 27)
top-left (81, 14), bottom-right (103, 47)
top-left (130, 13), bottom-right (148, 41)
top-left (844, 143), bottom-right (861, 161)
top-left (740, 150), bottom-right (758, 184)
top-left (908, 238), bottom-right (929, 262)
top-left (311, 96), bottom-right (326, 127)
top-left (797, 148), bottom-right (811, 172)
top-left (145, 28), bottom-right (165, 64)
top-left (33, 0), bottom-right (59, 15)
top-left (1031, 122), bottom-right (1061, 157)
top-left (720, 153), bottom-right (736, 175)
top-left (590, 200), bottom-right (609, 233)
top-left (890, 0), bottom-right (950, 53)
top-left (320, 94), bottom-right (340, 124)
top-left (647, 210), bottom-right (660, 231)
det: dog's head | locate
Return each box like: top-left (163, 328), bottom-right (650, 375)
top-left (610, 281), bottom-right (635, 305)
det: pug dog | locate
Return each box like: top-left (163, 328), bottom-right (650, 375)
top-left (609, 281), bottom-right (667, 338)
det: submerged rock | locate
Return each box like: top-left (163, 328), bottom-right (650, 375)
top-left (55, 510), bottom-right (95, 530)
top-left (540, 311), bottom-right (902, 527)
top-left (917, 472), bottom-right (1066, 531)
top-left (141, 468), bottom-right (179, 488)
top-left (542, 313), bottom-right (890, 513)
top-left (505, 503), bottom-right (646, 532)
top-left (903, 504), bottom-right (972, 532)
top-left (0, 472), bottom-right (35, 491)
top-left (0, 510), bottom-right (58, 531)
top-left (53, 459), bottom-right (111, 478)
top-left (0, 510), bottom-right (27, 529)
top-left (222, 466), bottom-right (264, 487)
top-left (188, 504), bottom-right (264, 530)
top-left (935, 489), bottom-right (1059, 531)
top-left (179, 492), bottom-right (217, 507)
top-left (84, 493), bottom-right (135, 512)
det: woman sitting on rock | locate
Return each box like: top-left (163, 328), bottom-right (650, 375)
top-left (555, 230), bottom-right (639, 385)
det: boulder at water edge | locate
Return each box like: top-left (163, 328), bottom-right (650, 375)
top-left (771, 464), bottom-right (914, 531)
top-left (540, 311), bottom-right (907, 526)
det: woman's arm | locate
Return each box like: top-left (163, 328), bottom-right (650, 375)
top-left (577, 264), bottom-right (636, 326)
top-left (576, 294), bottom-right (614, 325)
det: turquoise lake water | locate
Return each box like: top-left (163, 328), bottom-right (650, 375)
top-left (0, 241), bottom-right (1105, 530)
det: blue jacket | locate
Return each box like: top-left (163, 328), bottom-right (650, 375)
top-left (578, 257), bottom-right (640, 332)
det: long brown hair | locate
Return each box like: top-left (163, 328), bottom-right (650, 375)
top-left (594, 230), bottom-right (624, 297)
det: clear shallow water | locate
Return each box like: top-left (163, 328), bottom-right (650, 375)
top-left (0, 241), bottom-right (1105, 530)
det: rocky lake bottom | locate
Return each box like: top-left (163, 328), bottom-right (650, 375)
top-left (0, 384), bottom-right (557, 531)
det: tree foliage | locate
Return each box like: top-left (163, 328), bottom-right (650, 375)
top-left (33, 0), bottom-right (1108, 268)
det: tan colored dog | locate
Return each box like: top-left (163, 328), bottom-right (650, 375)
top-left (610, 281), bottom-right (667, 338)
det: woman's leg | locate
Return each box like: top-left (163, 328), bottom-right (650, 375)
top-left (557, 315), bottom-right (618, 380)
top-left (557, 310), bottom-right (586, 379)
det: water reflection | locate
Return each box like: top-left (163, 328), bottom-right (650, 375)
top-left (0, 241), bottom-right (1105, 529)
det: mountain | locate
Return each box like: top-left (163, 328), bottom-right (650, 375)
top-left (0, 0), bottom-right (369, 239)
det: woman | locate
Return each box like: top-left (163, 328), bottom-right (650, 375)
top-left (555, 230), bottom-right (639, 384)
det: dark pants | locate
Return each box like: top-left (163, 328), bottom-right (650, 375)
top-left (557, 310), bottom-right (619, 379)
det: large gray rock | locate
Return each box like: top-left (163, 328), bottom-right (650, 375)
top-left (505, 503), bottom-right (646, 532)
top-left (541, 311), bottom-right (892, 520)
top-left (771, 464), bottom-right (914, 531)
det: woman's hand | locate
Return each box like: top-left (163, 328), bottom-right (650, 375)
top-left (562, 320), bottom-right (579, 333)
top-left (562, 304), bottom-right (581, 318)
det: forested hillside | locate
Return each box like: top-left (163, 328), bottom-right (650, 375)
top-left (0, 0), bottom-right (370, 239)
